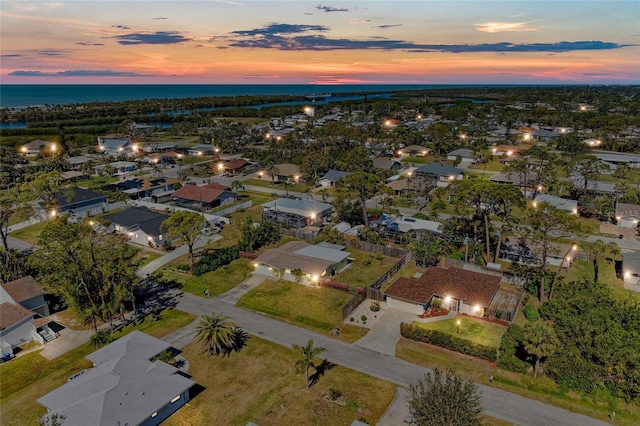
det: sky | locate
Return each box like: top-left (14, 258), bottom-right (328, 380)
top-left (1, 0), bottom-right (638, 85)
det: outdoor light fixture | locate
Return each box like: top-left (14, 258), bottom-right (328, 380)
top-left (473, 305), bottom-right (481, 313)
top-left (456, 320), bottom-right (461, 334)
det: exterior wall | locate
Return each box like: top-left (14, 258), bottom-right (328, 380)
top-left (386, 296), bottom-right (423, 314)
top-left (0, 318), bottom-right (35, 350)
top-left (21, 296), bottom-right (50, 317)
top-left (459, 302), bottom-right (484, 318)
top-left (139, 389), bottom-right (191, 426)
top-left (317, 179), bottom-right (332, 188)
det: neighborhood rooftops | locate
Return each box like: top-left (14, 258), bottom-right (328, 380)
top-left (385, 266), bottom-right (501, 307)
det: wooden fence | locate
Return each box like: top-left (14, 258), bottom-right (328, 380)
top-left (369, 251), bottom-right (412, 290)
top-left (215, 200), bottom-right (252, 217)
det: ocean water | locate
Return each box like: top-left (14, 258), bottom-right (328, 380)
top-left (0, 84), bottom-right (499, 109)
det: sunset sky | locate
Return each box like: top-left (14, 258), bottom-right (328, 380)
top-left (1, 0), bottom-right (638, 84)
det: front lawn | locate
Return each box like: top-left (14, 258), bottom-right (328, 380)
top-left (9, 220), bottom-right (48, 244)
top-left (0, 308), bottom-right (195, 426)
top-left (159, 257), bottom-right (253, 296)
top-left (237, 280), bottom-right (367, 342)
top-left (164, 336), bottom-right (396, 426)
top-left (412, 316), bottom-right (506, 348)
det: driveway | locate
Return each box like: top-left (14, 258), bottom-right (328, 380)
top-left (354, 309), bottom-right (415, 356)
top-left (216, 274), bottom-right (266, 305)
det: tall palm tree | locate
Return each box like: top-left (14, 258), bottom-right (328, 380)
top-left (231, 180), bottom-right (243, 193)
top-left (523, 322), bottom-right (559, 377)
top-left (292, 339), bottom-right (326, 389)
top-left (264, 162), bottom-right (280, 185)
top-left (302, 187), bottom-right (313, 200)
top-left (195, 312), bottom-right (249, 357)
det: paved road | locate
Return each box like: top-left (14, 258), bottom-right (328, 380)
top-left (172, 291), bottom-right (608, 426)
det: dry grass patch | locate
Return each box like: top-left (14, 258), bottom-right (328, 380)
top-left (237, 280), bottom-right (367, 343)
top-left (165, 336), bottom-right (396, 426)
top-left (337, 250), bottom-right (398, 288)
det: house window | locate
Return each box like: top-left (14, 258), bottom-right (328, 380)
top-left (159, 235), bottom-right (163, 241)
top-left (170, 395), bottom-right (181, 403)
top-left (151, 412), bottom-right (158, 418)
top-left (115, 225), bottom-right (122, 231)
top-left (135, 233), bottom-right (139, 239)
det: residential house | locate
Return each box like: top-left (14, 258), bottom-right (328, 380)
top-left (385, 266), bottom-right (501, 317)
top-left (0, 276), bottom-right (57, 355)
top-left (253, 241), bottom-right (351, 283)
top-left (372, 158), bottom-right (403, 172)
top-left (97, 134), bottom-right (132, 156)
top-left (172, 183), bottom-right (237, 210)
top-left (1, 276), bottom-right (49, 317)
top-left (398, 145), bottom-right (430, 157)
top-left (55, 187), bottom-right (107, 214)
top-left (499, 238), bottom-right (577, 268)
top-left (262, 198), bottom-right (332, 228)
top-left (446, 148), bottom-right (476, 164)
top-left (268, 163), bottom-right (302, 183)
top-left (615, 202), bottom-right (640, 228)
top-left (187, 145), bottom-right (217, 156)
top-left (413, 162), bottom-right (463, 187)
top-left (490, 170), bottom-right (538, 192)
top-left (67, 155), bottom-right (94, 171)
top-left (386, 179), bottom-right (419, 196)
top-left (37, 331), bottom-right (195, 426)
top-left (18, 139), bottom-right (58, 157)
top-left (112, 177), bottom-right (179, 199)
top-left (103, 207), bottom-right (170, 248)
top-left (93, 161), bottom-right (137, 175)
top-left (490, 144), bottom-right (528, 157)
top-left (534, 193), bottom-right (578, 215)
top-left (622, 252), bottom-right (640, 285)
top-left (316, 170), bottom-right (351, 188)
top-left (219, 158), bottom-right (251, 176)
top-left (142, 142), bottom-right (178, 153)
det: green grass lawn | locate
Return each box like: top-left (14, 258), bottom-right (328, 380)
top-left (243, 178), bottom-right (312, 193)
top-left (0, 308), bottom-right (195, 426)
top-left (159, 257), bottom-right (253, 296)
top-left (412, 316), bottom-right (506, 348)
top-left (165, 335), bottom-right (396, 426)
top-left (133, 249), bottom-right (163, 267)
top-left (79, 176), bottom-right (119, 189)
top-left (336, 249), bottom-right (398, 288)
top-left (561, 258), bottom-right (638, 302)
top-left (9, 220), bottom-right (49, 244)
top-left (237, 279), bottom-right (367, 343)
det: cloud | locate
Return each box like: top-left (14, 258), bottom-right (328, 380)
top-left (1, 54), bottom-right (23, 57)
top-left (243, 74), bottom-right (280, 79)
top-left (231, 23), bottom-right (328, 37)
top-left (76, 42), bottom-right (105, 46)
top-left (38, 50), bottom-right (65, 56)
top-left (225, 26), bottom-right (628, 53)
top-left (9, 70), bottom-right (150, 77)
top-left (377, 24), bottom-right (402, 30)
top-left (316, 5), bottom-right (349, 12)
top-left (152, 17), bottom-right (168, 21)
top-left (112, 25), bottom-right (131, 30)
top-left (10, 1), bottom-right (63, 12)
top-left (475, 21), bottom-right (539, 33)
top-left (112, 31), bottom-right (191, 45)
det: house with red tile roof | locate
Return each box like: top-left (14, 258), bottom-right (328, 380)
top-left (384, 266), bottom-right (501, 317)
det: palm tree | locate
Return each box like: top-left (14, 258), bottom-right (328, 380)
top-left (231, 180), bottom-right (243, 193)
top-left (195, 312), bottom-right (249, 357)
top-left (523, 322), bottom-right (559, 377)
top-left (292, 339), bottom-right (326, 389)
top-left (302, 187), bottom-right (313, 200)
top-left (319, 188), bottom-right (329, 202)
top-left (264, 162), bottom-right (280, 185)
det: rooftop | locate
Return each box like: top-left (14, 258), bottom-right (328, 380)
top-left (1, 276), bottom-right (46, 303)
top-left (0, 302), bottom-right (33, 330)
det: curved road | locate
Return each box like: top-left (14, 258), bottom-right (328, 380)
top-left (173, 290), bottom-right (608, 426)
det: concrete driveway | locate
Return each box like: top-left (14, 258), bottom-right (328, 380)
top-left (354, 309), bottom-right (415, 356)
top-left (216, 274), bottom-right (266, 305)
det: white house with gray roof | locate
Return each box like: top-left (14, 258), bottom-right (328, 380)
top-left (316, 170), bottom-right (351, 187)
top-left (38, 331), bottom-right (194, 426)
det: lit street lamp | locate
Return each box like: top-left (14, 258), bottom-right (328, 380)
top-left (456, 319), bottom-right (461, 334)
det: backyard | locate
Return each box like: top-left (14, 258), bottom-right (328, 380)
top-left (237, 280), bottom-right (368, 342)
top-left (336, 249), bottom-right (399, 289)
top-left (411, 315), bottom-right (506, 348)
top-left (164, 336), bottom-right (396, 426)
top-left (0, 308), bottom-right (196, 426)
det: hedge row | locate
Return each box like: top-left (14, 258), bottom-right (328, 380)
top-left (400, 322), bottom-right (498, 362)
top-left (497, 324), bottom-right (531, 374)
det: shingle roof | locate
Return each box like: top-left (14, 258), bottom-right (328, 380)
top-left (56, 187), bottom-right (106, 208)
top-left (447, 148), bottom-right (474, 158)
top-left (1, 276), bottom-right (45, 303)
top-left (0, 302), bottom-right (33, 330)
top-left (385, 267), bottom-right (501, 307)
top-left (172, 184), bottom-right (228, 203)
top-left (276, 163), bottom-right (301, 177)
top-left (224, 158), bottom-right (248, 170)
top-left (117, 177), bottom-right (178, 192)
top-left (103, 207), bottom-right (169, 236)
top-left (415, 162), bottom-right (462, 177)
top-left (319, 170), bottom-right (350, 183)
top-left (401, 145), bottom-right (430, 153)
top-left (616, 202), bottom-right (640, 218)
top-left (254, 241), bottom-right (347, 276)
top-left (38, 331), bottom-right (193, 426)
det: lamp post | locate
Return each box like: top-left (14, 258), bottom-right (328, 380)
top-left (456, 319), bottom-right (461, 334)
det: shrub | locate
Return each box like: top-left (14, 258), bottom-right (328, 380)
top-left (400, 323), bottom-right (497, 362)
top-left (361, 315), bottom-right (368, 322)
top-left (369, 301), bottom-right (381, 312)
top-left (362, 256), bottom-right (373, 266)
top-left (523, 304), bottom-right (539, 322)
top-left (162, 240), bottom-right (174, 251)
top-left (431, 299), bottom-right (442, 310)
top-left (329, 388), bottom-right (342, 400)
top-left (497, 324), bottom-right (530, 374)
top-left (350, 317), bottom-right (355, 322)
top-left (90, 329), bottom-right (114, 349)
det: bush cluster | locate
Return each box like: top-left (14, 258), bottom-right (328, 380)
top-left (194, 246), bottom-right (239, 276)
top-left (497, 324), bottom-right (530, 374)
top-left (523, 304), bottom-right (539, 322)
top-left (400, 322), bottom-right (497, 362)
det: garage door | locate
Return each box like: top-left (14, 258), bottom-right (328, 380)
top-left (387, 297), bottom-right (420, 314)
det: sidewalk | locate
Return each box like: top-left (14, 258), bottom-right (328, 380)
top-left (215, 274), bottom-right (266, 305)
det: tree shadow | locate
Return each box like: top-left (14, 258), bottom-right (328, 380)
top-left (309, 359), bottom-right (336, 388)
